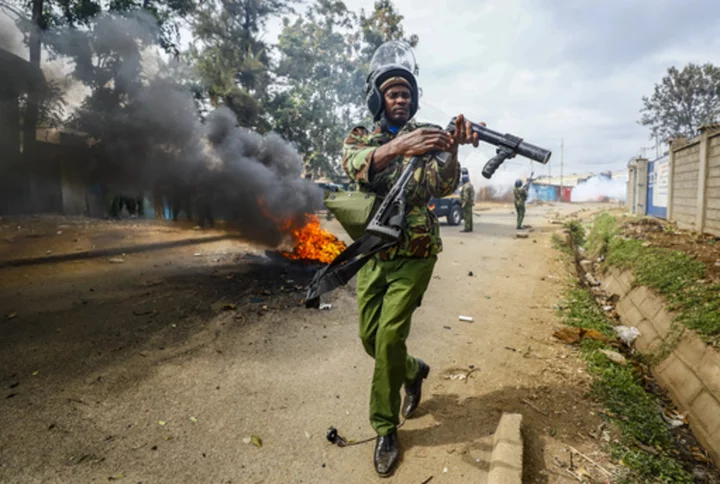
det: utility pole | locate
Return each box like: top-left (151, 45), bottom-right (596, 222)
top-left (560, 138), bottom-right (564, 200)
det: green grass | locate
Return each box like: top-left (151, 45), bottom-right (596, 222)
top-left (585, 212), bottom-right (619, 259)
top-left (587, 214), bottom-right (720, 347)
top-left (558, 286), bottom-right (694, 483)
top-left (563, 219), bottom-right (586, 247)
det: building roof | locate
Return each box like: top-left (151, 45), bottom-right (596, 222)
top-left (0, 48), bottom-right (46, 95)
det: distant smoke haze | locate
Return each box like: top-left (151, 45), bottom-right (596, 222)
top-left (572, 176), bottom-right (627, 202)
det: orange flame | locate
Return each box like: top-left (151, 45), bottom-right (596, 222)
top-left (279, 214), bottom-right (347, 264)
top-left (258, 197), bottom-right (347, 264)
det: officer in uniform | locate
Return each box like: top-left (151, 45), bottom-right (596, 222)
top-left (342, 41), bottom-right (484, 477)
top-left (459, 168), bottom-right (475, 232)
top-left (514, 179), bottom-right (528, 229)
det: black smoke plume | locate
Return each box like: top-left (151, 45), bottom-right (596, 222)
top-left (1, 10), bottom-right (323, 248)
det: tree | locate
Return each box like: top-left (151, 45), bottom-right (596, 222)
top-left (270, 0), bottom-right (361, 179)
top-left (639, 63), bottom-right (720, 142)
top-left (188, 0), bottom-right (293, 131)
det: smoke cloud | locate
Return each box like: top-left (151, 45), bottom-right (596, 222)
top-left (2, 11), bottom-right (323, 248)
top-left (0, 14), bottom-right (25, 57)
top-left (571, 176), bottom-right (627, 202)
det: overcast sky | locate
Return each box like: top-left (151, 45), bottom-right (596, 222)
top-left (333, 0), bottom-right (720, 183)
top-left (5, 0), bottom-right (720, 184)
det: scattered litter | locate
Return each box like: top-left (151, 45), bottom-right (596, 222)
top-left (614, 326), bottom-right (640, 346)
top-left (194, 253), bottom-right (202, 257)
top-left (420, 477), bottom-right (433, 484)
top-left (505, 346), bottom-right (517, 352)
top-left (32, 371), bottom-right (39, 376)
top-left (468, 271), bottom-right (474, 277)
top-left (222, 304), bottom-right (237, 311)
top-left (190, 416), bottom-right (198, 423)
top-left (521, 398), bottom-right (548, 416)
top-left (56, 231), bottom-right (62, 235)
top-left (602, 305), bottom-right (613, 312)
top-left (515, 233), bottom-right (529, 239)
top-left (319, 303), bottom-right (333, 310)
top-left (661, 410), bottom-right (687, 428)
top-left (158, 420), bottom-right (167, 426)
top-left (108, 473), bottom-right (125, 481)
top-left (599, 349), bottom-right (627, 366)
top-left (458, 315), bottom-right (473, 322)
top-left (242, 437), bottom-right (251, 445)
top-left (442, 466), bottom-right (448, 473)
top-left (553, 327), bottom-right (610, 344)
top-left (442, 326), bottom-right (452, 330)
top-left (305, 431), bottom-right (312, 439)
top-left (5, 312), bottom-right (17, 320)
top-left (251, 435), bottom-right (262, 447)
top-left (107, 257), bottom-right (125, 264)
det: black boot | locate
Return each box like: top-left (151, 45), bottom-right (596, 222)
top-left (374, 431), bottom-right (399, 477)
top-left (402, 359), bottom-right (430, 418)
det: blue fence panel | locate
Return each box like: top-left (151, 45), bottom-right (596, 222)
top-left (646, 155), bottom-right (669, 219)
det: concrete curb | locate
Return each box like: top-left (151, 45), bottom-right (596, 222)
top-left (488, 413), bottom-right (523, 484)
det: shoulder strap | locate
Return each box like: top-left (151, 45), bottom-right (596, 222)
top-left (304, 234), bottom-right (395, 308)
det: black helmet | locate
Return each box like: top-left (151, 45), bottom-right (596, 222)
top-left (365, 41), bottom-right (419, 122)
top-left (515, 179), bottom-right (523, 188)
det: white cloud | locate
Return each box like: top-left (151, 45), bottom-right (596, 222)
top-left (344, 0), bottom-right (720, 186)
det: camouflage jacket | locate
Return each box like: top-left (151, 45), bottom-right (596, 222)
top-left (460, 182), bottom-right (475, 206)
top-left (514, 186), bottom-right (528, 206)
top-left (342, 120), bottom-right (460, 260)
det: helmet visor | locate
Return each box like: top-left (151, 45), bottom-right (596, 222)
top-left (369, 41), bottom-right (417, 75)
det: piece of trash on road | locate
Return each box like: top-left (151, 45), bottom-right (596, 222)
top-left (319, 303), bottom-right (333, 310)
top-left (614, 325), bottom-right (640, 346)
top-left (194, 253), bottom-right (202, 257)
top-left (5, 312), bottom-right (17, 320)
top-left (108, 257), bottom-right (125, 264)
top-left (189, 416), bottom-right (198, 423)
top-left (222, 304), bottom-right (237, 311)
top-left (158, 420), bottom-right (167, 426)
top-left (599, 349), bottom-right (627, 366)
top-left (602, 305), bottom-right (613, 311)
top-left (553, 327), bottom-right (609, 344)
top-left (458, 315), bottom-right (473, 322)
top-left (251, 434), bottom-right (262, 447)
top-left (661, 410), bottom-right (687, 428)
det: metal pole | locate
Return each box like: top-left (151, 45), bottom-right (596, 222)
top-left (560, 138), bottom-right (564, 201)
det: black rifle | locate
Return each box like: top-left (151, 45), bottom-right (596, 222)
top-left (304, 118), bottom-right (552, 307)
top-left (304, 156), bottom-right (422, 307)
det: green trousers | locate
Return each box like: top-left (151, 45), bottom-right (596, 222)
top-left (356, 255), bottom-right (437, 436)
top-left (515, 204), bottom-right (526, 229)
top-left (463, 204), bottom-right (473, 231)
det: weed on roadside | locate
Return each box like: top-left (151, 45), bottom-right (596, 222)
top-left (563, 219), bottom-right (586, 247)
top-left (588, 215), bottom-right (720, 347)
top-left (557, 269), bottom-right (695, 482)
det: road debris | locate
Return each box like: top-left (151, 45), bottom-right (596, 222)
top-left (107, 257), bottom-right (125, 264)
top-left (5, 312), bottom-right (17, 320)
top-left (598, 349), bottom-right (627, 366)
top-left (553, 327), bottom-right (610, 344)
top-left (319, 303), bottom-right (333, 310)
top-left (458, 315), bottom-right (473, 322)
top-left (521, 398), bottom-right (548, 416)
top-left (614, 326), bottom-right (640, 346)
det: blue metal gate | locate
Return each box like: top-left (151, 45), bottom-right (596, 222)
top-left (646, 155), bottom-right (669, 219)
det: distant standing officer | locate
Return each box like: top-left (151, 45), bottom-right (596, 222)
top-left (459, 168), bottom-right (475, 232)
top-left (514, 179), bottom-right (528, 229)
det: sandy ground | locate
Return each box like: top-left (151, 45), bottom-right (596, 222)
top-left (0, 203), bottom-right (614, 483)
